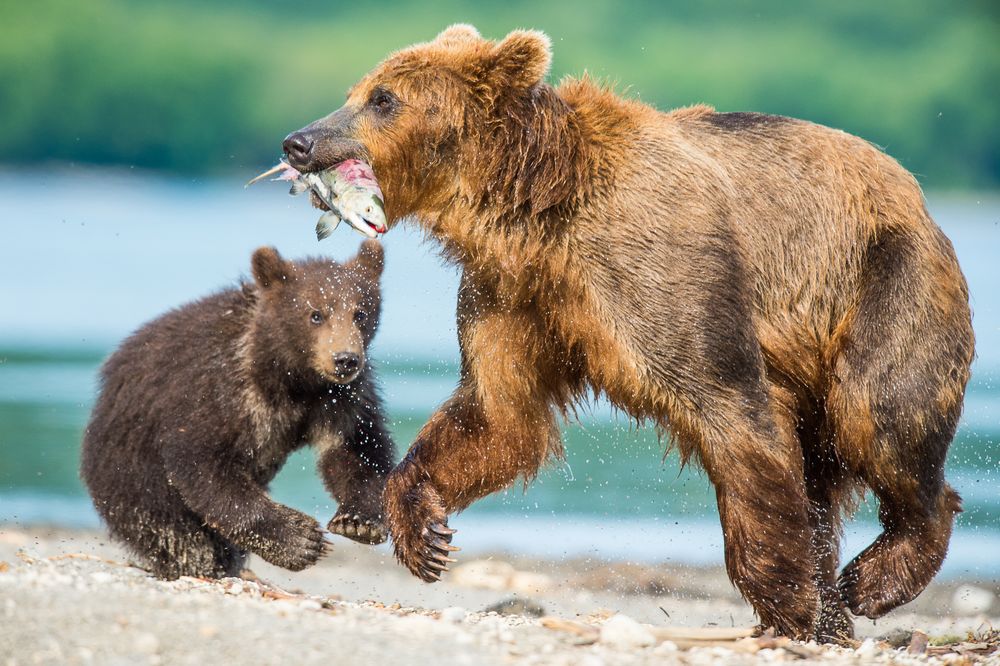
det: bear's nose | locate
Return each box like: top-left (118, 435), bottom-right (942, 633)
top-left (282, 131), bottom-right (314, 168)
top-left (332, 352), bottom-right (360, 377)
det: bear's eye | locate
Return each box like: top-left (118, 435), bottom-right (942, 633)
top-left (369, 88), bottom-right (397, 116)
top-left (309, 311), bottom-right (323, 325)
top-left (353, 309), bottom-right (367, 325)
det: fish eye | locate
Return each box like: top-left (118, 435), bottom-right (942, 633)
top-left (310, 311), bottom-right (323, 325)
top-left (353, 309), bottom-right (367, 325)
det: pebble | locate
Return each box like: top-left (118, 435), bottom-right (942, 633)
top-left (598, 614), bottom-right (656, 649)
top-left (451, 560), bottom-right (515, 590)
top-left (439, 606), bottom-right (467, 623)
top-left (298, 599), bottom-right (323, 611)
top-left (508, 571), bottom-right (553, 594)
top-left (481, 597), bottom-right (546, 617)
top-left (225, 581), bottom-right (244, 596)
top-left (951, 584), bottom-right (995, 615)
top-left (132, 631), bottom-right (160, 654)
top-left (856, 638), bottom-right (878, 658)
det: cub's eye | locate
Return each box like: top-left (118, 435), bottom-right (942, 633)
top-left (353, 309), bottom-right (367, 325)
top-left (369, 89), bottom-right (396, 116)
top-left (309, 311), bottom-right (323, 325)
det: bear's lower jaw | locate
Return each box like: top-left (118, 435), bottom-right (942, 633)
top-left (323, 370), bottom-right (360, 386)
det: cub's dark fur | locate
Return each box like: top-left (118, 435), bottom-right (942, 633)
top-left (81, 241), bottom-right (394, 579)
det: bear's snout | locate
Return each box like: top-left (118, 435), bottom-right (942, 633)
top-left (283, 131), bottom-right (315, 168)
top-left (332, 351), bottom-right (361, 380)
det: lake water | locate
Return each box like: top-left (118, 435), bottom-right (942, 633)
top-left (1, 169), bottom-right (997, 577)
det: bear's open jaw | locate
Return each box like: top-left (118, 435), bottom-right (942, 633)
top-left (247, 160), bottom-right (386, 240)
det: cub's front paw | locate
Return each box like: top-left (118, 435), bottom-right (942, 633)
top-left (328, 512), bottom-right (387, 545)
top-left (384, 468), bottom-right (458, 582)
top-left (256, 510), bottom-right (330, 572)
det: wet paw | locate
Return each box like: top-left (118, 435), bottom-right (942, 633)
top-left (384, 472), bottom-right (459, 583)
top-left (328, 512), bottom-right (388, 545)
top-left (258, 511), bottom-right (330, 572)
top-left (838, 556), bottom-right (891, 619)
top-left (838, 535), bottom-right (908, 619)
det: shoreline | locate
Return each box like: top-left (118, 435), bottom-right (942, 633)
top-left (2, 525), bottom-right (997, 664)
top-left (3, 508), bottom-right (999, 579)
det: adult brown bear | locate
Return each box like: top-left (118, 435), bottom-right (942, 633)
top-left (281, 25), bottom-right (974, 640)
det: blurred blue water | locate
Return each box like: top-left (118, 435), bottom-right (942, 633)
top-left (0, 169), bottom-right (997, 575)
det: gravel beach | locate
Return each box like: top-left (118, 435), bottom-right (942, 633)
top-left (1, 526), bottom-right (997, 665)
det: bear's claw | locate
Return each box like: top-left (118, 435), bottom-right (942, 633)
top-left (328, 512), bottom-right (388, 545)
top-left (408, 521), bottom-right (460, 582)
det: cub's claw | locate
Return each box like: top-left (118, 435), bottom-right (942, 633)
top-left (328, 512), bottom-right (388, 545)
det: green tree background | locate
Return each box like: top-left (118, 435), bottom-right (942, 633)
top-left (1, 0), bottom-right (997, 188)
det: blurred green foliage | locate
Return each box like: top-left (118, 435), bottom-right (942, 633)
top-left (1, 0), bottom-right (997, 187)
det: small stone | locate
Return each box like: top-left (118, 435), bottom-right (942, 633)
top-left (907, 629), bottom-right (929, 654)
top-left (225, 581), bottom-right (244, 596)
top-left (298, 599), bottom-right (322, 611)
top-left (951, 584), bottom-right (995, 615)
top-left (855, 638), bottom-right (878, 657)
top-left (89, 571), bottom-right (114, 585)
top-left (439, 606), bottom-right (467, 623)
top-left (654, 640), bottom-right (679, 653)
top-left (599, 614), bottom-right (656, 648)
top-left (509, 571), bottom-right (553, 594)
top-left (132, 632), bottom-right (159, 654)
top-left (482, 597), bottom-right (546, 617)
top-left (451, 560), bottom-right (515, 590)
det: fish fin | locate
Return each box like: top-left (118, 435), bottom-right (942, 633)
top-left (316, 213), bottom-right (340, 241)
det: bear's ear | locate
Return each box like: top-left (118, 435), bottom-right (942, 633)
top-left (251, 246), bottom-right (290, 290)
top-left (489, 29), bottom-right (552, 90)
top-left (435, 23), bottom-right (482, 46)
top-left (351, 239), bottom-right (384, 279)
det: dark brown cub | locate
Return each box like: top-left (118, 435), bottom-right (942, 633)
top-left (81, 241), bottom-right (394, 579)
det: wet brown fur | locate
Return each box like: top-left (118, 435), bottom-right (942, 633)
top-left (290, 25), bottom-right (975, 640)
top-left (81, 242), bottom-right (394, 579)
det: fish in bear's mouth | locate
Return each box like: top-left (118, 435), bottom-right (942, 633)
top-left (247, 160), bottom-right (386, 240)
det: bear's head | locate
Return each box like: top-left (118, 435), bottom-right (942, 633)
top-left (249, 240), bottom-right (383, 386)
top-left (283, 25), bottom-right (571, 228)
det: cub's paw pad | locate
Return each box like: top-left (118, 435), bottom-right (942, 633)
top-left (328, 513), bottom-right (388, 545)
top-left (273, 513), bottom-right (331, 571)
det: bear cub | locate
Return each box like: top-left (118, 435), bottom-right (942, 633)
top-left (81, 240), bottom-right (394, 579)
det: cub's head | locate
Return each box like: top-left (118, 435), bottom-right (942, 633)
top-left (250, 240), bottom-right (383, 385)
top-left (282, 25), bottom-right (553, 225)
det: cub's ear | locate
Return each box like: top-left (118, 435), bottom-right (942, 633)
top-left (435, 23), bottom-right (482, 46)
top-left (251, 246), bottom-right (290, 289)
top-left (351, 239), bottom-right (384, 279)
top-left (489, 29), bottom-right (552, 90)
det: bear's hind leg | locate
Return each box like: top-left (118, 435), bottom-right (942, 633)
top-left (687, 386), bottom-right (819, 639)
top-left (828, 226), bottom-right (972, 618)
top-left (801, 435), bottom-right (854, 642)
top-left (107, 505), bottom-right (246, 579)
top-left (837, 482), bottom-right (961, 618)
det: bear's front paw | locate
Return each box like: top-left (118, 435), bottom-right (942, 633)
top-left (255, 510), bottom-right (330, 572)
top-left (328, 512), bottom-right (387, 545)
top-left (384, 467), bottom-right (459, 583)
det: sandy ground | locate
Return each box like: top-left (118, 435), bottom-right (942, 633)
top-left (1, 526), bottom-right (997, 665)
